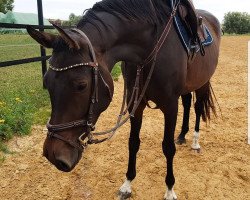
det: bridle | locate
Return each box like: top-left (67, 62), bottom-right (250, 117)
top-left (46, 28), bottom-right (102, 152)
top-left (46, 0), bottom-right (180, 152)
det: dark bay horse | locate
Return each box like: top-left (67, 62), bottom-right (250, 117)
top-left (27, 0), bottom-right (221, 199)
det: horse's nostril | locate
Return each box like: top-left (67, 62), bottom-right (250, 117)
top-left (56, 159), bottom-right (72, 172)
top-left (59, 161), bottom-right (70, 171)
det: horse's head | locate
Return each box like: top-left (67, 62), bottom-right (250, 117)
top-left (27, 25), bottom-right (114, 172)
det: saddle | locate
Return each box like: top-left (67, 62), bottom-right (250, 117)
top-left (173, 0), bottom-right (212, 57)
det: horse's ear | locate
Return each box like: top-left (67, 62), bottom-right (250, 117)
top-left (52, 24), bottom-right (80, 50)
top-left (26, 26), bottom-right (56, 48)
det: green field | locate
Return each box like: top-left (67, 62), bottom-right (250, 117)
top-left (0, 34), bottom-right (121, 154)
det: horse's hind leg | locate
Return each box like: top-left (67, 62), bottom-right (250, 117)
top-left (191, 82), bottom-right (212, 151)
top-left (161, 99), bottom-right (178, 200)
top-left (191, 97), bottom-right (202, 151)
top-left (118, 103), bottom-right (146, 199)
top-left (176, 93), bottom-right (192, 145)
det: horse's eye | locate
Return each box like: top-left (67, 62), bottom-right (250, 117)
top-left (77, 83), bottom-right (87, 91)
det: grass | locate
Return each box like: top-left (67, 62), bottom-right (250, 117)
top-left (0, 62), bottom-right (50, 145)
top-left (0, 33), bottom-right (121, 153)
top-left (111, 62), bottom-right (122, 81)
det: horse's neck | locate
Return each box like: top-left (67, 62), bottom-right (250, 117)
top-left (80, 17), bottom-right (155, 72)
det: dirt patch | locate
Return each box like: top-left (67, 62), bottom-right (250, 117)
top-left (0, 36), bottom-right (249, 200)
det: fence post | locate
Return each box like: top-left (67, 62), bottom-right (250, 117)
top-left (37, 0), bottom-right (47, 87)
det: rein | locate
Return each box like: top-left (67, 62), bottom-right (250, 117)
top-left (46, 0), bottom-right (180, 151)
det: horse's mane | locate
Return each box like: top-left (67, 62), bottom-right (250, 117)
top-left (78, 0), bottom-right (171, 29)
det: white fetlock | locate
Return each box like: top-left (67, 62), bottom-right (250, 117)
top-left (164, 188), bottom-right (177, 200)
top-left (118, 180), bottom-right (132, 199)
top-left (191, 131), bottom-right (201, 150)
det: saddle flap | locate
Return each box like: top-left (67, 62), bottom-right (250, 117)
top-left (178, 0), bottom-right (199, 39)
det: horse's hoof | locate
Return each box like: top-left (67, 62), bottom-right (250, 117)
top-left (118, 180), bottom-right (132, 199)
top-left (164, 189), bottom-right (177, 200)
top-left (191, 142), bottom-right (201, 153)
top-left (191, 148), bottom-right (201, 153)
top-left (118, 190), bottom-right (131, 200)
top-left (175, 137), bottom-right (186, 145)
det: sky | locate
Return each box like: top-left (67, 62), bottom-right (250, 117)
top-left (13, 0), bottom-right (250, 23)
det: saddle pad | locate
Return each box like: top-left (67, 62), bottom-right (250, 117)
top-left (174, 14), bottom-right (213, 54)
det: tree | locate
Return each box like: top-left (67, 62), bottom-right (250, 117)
top-left (223, 12), bottom-right (250, 34)
top-left (62, 13), bottom-right (82, 26)
top-left (0, 0), bottom-right (14, 13)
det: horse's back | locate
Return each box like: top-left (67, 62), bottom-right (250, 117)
top-left (197, 9), bottom-right (222, 38)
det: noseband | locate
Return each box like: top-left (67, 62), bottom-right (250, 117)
top-left (46, 0), bottom-right (180, 152)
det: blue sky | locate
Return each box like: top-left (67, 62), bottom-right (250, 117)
top-left (13, 0), bottom-right (250, 23)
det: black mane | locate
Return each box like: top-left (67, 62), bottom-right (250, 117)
top-left (78, 0), bottom-right (171, 28)
top-left (53, 0), bottom-right (171, 52)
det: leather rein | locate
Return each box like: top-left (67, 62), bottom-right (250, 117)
top-left (46, 0), bottom-right (180, 152)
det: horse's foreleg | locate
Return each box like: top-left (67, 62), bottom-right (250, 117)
top-left (161, 99), bottom-right (178, 200)
top-left (118, 103), bottom-right (145, 199)
top-left (176, 93), bottom-right (192, 145)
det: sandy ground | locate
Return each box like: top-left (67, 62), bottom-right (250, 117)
top-left (0, 36), bottom-right (249, 200)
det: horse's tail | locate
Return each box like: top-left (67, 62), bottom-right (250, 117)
top-left (195, 81), bottom-right (219, 122)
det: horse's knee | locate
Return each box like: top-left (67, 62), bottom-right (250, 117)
top-left (162, 140), bottom-right (176, 158)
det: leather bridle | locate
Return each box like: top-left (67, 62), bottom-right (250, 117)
top-left (46, 28), bottom-right (102, 151)
top-left (46, 0), bottom-right (180, 152)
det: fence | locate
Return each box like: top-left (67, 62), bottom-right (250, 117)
top-left (0, 23), bottom-right (53, 69)
top-left (0, 0), bottom-right (52, 80)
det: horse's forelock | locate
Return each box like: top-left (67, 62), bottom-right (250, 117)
top-left (52, 38), bottom-right (69, 52)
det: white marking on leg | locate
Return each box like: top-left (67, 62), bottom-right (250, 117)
top-left (191, 131), bottom-right (201, 150)
top-left (119, 179), bottom-right (131, 199)
top-left (164, 188), bottom-right (177, 200)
